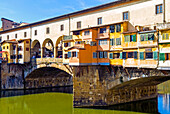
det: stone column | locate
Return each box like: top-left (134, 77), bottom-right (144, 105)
top-left (41, 47), bottom-right (45, 58)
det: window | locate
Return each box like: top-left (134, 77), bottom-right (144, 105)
top-left (123, 12), bottom-right (129, 20)
top-left (26, 41), bottom-right (29, 44)
top-left (10, 55), bottom-right (16, 59)
top-left (77, 21), bottom-right (81, 29)
top-left (104, 52), bottom-right (107, 58)
top-left (3, 46), bottom-right (5, 49)
top-left (93, 52), bottom-right (97, 58)
top-left (7, 46), bottom-right (8, 49)
top-left (26, 48), bottom-right (29, 51)
top-left (61, 24), bottom-right (64, 31)
top-left (110, 38), bottom-right (115, 46)
top-left (64, 42), bottom-right (71, 47)
top-left (35, 30), bottom-right (37, 36)
top-left (145, 52), bottom-right (153, 59)
top-left (65, 54), bottom-right (68, 59)
top-left (72, 52), bottom-right (78, 57)
top-left (73, 31), bottom-right (80, 35)
top-left (162, 33), bottom-right (169, 40)
top-left (99, 52), bottom-right (103, 58)
top-left (18, 46), bottom-right (22, 51)
top-left (7, 35), bottom-right (9, 40)
top-left (75, 41), bottom-right (85, 45)
top-left (140, 34), bottom-right (154, 41)
top-left (110, 25), bottom-right (115, 33)
top-left (98, 17), bottom-right (102, 25)
top-left (156, 4), bottom-right (163, 14)
top-left (99, 39), bottom-right (107, 45)
top-left (113, 53), bottom-right (120, 59)
top-left (13, 46), bottom-right (16, 50)
top-left (18, 55), bottom-right (22, 59)
top-left (0, 36), bottom-right (2, 42)
top-left (84, 30), bottom-right (90, 35)
top-left (125, 35), bottom-right (136, 42)
top-left (68, 52), bottom-right (71, 58)
top-left (109, 53), bottom-right (113, 59)
top-left (127, 52), bottom-right (137, 59)
top-left (24, 32), bottom-right (27, 37)
top-left (90, 41), bottom-right (97, 46)
top-left (100, 28), bottom-right (106, 33)
top-left (46, 27), bottom-right (50, 34)
top-left (116, 24), bottom-right (121, 32)
top-left (15, 34), bottom-right (17, 38)
top-left (165, 53), bottom-right (170, 60)
top-left (116, 38), bottom-right (121, 45)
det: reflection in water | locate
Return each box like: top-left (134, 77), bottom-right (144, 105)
top-left (158, 94), bottom-right (170, 114)
top-left (0, 87), bottom-right (169, 114)
top-left (0, 86), bottom-right (73, 98)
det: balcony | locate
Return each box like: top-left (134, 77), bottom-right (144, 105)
top-left (63, 35), bottom-right (73, 41)
top-left (139, 60), bottom-right (158, 68)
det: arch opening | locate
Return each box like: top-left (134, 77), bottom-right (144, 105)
top-left (42, 38), bottom-right (54, 58)
top-left (31, 40), bottom-right (41, 58)
top-left (55, 36), bottom-right (63, 58)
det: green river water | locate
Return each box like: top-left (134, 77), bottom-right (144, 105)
top-left (0, 93), bottom-right (144, 114)
top-left (0, 80), bottom-right (170, 114)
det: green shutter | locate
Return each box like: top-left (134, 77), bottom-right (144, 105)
top-left (153, 51), bottom-right (158, 60)
top-left (163, 34), bottom-right (165, 40)
top-left (145, 34), bottom-right (148, 41)
top-left (133, 34), bottom-right (137, 42)
top-left (159, 53), bottom-right (165, 61)
top-left (127, 35), bottom-right (130, 42)
top-left (140, 52), bottom-right (144, 60)
top-left (120, 52), bottom-right (122, 59)
top-left (109, 53), bottom-right (113, 59)
top-left (166, 33), bottom-right (169, 40)
top-left (113, 38), bottom-right (115, 45)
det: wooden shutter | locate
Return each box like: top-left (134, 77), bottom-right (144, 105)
top-left (140, 52), bottom-right (144, 60)
top-left (133, 34), bottom-right (137, 42)
top-left (153, 51), bottom-right (158, 60)
top-left (120, 52), bottom-right (123, 59)
top-left (159, 53), bottom-right (165, 61)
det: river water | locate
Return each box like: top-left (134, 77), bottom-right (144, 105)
top-left (0, 86), bottom-right (169, 114)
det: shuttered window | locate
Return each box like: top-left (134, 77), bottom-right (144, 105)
top-left (116, 38), bottom-right (121, 45)
top-left (93, 52), bottom-right (97, 58)
top-left (110, 38), bottom-right (115, 46)
top-left (104, 52), bottom-right (108, 58)
top-left (110, 25), bottom-right (115, 33)
top-left (140, 35), bottom-right (144, 41)
top-left (109, 53), bottom-right (113, 59)
top-left (153, 51), bottom-right (158, 60)
top-left (134, 51), bottom-right (138, 59)
top-left (159, 53), bottom-right (165, 61)
top-left (140, 52), bottom-right (144, 60)
top-left (124, 35), bottom-right (130, 42)
top-left (133, 34), bottom-right (137, 42)
top-left (99, 52), bottom-right (103, 58)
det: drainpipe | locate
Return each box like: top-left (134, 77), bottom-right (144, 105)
top-left (163, 0), bottom-right (166, 23)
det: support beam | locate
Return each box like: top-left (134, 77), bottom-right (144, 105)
top-left (41, 47), bottom-right (45, 58)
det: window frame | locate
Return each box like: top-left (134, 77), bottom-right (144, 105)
top-left (60, 24), bottom-right (64, 31)
top-left (97, 17), bottom-right (102, 25)
top-left (156, 4), bottom-right (163, 14)
top-left (123, 11), bottom-right (129, 20)
top-left (77, 21), bottom-right (81, 29)
top-left (46, 27), bottom-right (50, 34)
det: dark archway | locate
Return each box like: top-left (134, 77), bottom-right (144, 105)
top-left (31, 40), bottom-right (41, 58)
top-left (25, 67), bottom-right (72, 89)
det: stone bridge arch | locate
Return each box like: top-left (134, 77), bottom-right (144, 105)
top-left (25, 67), bottom-right (72, 89)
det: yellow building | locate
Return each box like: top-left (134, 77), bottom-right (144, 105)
top-left (109, 21), bottom-right (128, 66)
top-left (1, 39), bottom-right (31, 64)
top-left (158, 27), bottom-right (170, 70)
top-left (1, 40), bottom-right (18, 64)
